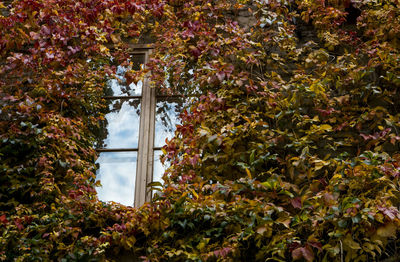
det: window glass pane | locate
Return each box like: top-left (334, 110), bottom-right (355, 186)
top-left (100, 99), bottom-right (141, 149)
top-left (154, 98), bottom-right (183, 148)
top-left (106, 54), bottom-right (145, 96)
top-left (96, 152), bottom-right (137, 206)
top-left (108, 78), bottom-right (142, 96)
top-left (153, 150), bottom-right (166, 184)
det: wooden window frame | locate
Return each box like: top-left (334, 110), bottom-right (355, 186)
top-left (96, 46), bottom-right (155, 207)
top-left (134, 48), bottom-right (155, 207)
top-left (96, 44), bottom-right (185, 207)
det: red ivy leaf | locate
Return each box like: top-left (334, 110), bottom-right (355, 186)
top-left (292, 247), bottom-right (303, 260)
top-left (308, 242), bottom-right (322, 251)
top-left (292, 247), bottom-right (314, 262)
top-left (302, 246), bottom-right (314, 262)
top-left (14, 218), bottom-right (24, 230)
top-left (0, 214), bottom-right (8, 225)
top-left (291, 197), bottom-right (302, 209)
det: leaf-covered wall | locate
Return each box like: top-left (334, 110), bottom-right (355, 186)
top-left (1, 0), bottom-right (400, 261)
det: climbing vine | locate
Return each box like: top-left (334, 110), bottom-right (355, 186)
top-left (1, 0), bottom-right (400, 261)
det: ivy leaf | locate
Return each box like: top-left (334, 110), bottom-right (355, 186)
top-left (319, 124), bottom-right (332, 132)
top-left (377, 222), bottom-right (396, 238)
top-left (292, 247), bottom-right (314, 262)
top-left (290, 197), bottom-right (302, 209)
top-left (343, 234), bottom-right (361, 250)
top-left (0, 214), bottom-right (8, 224)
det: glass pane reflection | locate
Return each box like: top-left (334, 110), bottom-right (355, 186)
top-left (107, 53), bottom-right (146, 96)
top-left (154, 98), bottom-right (183, 148)
top-left (101, 99), bottom-right (141, 149)
top-left (96, 152), bottom-right (137, 206)
top-left (153, 150), bottom-right (166, 184)
top-left (108, 78), bottom-right (142, 96)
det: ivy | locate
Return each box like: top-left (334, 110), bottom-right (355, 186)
top-left (1, 0), bottom-right (400, 261)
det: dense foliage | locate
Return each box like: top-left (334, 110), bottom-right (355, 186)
top-left (1, 0), bottom-right (400, 261)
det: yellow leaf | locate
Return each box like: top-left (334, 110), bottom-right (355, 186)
top-left (196, 238), bottom-right (210, 250)
top-left (190, 188), bottom-right (198, 199)
top-left (312, 115), bottom-right (320, 122)
top-left (276, 217), bottom-right (291, 228)
top-left (126, 236), bottom-right (136, 248)
top-left (256, 226), bottom-right (267, 234)
top-left (17, 28), bottom-right (29, 39)
top-left (197, 242), bottom-right (206, 250)
top-left (309, 83), bottom-right (325, 94)
top-left (99, 45), bottom-right (109, 53)
top-left (314, 159), bottom-right (328, 171)
top-left (343, 234), bottom-right (361, 250)
top-left (362, 242), bottom-right (376, 254)
top-left (377, 222), bottom-right (396, 238)
top-left (245, 168), bottom-right (252, 179)
top-left (320, 124), bottom-right (332, 132)
top-left (110, 34), bottom-right (120, 44)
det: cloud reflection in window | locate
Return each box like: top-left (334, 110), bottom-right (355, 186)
top-left (108, 78), bottom-right (142, 96)
top-left (154, 98), bottom-right (183, 148)
top-left (102, 99), bottom-right (141, 149)
top-left (153, 150), bottom-right (165, 184)
top-left (96, 152), bottom-right (137, 206)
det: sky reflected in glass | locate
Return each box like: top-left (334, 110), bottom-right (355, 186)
top-left (153, 150), bottom-right (165, 184)
top-left (108, 54), bottom-right (145, 96)
top-left (108, 77), bottom-right (142, 96)
top-left (103, 99), bottom-right (140, 149)
top-left (154, 99), bottom-right (183, 148)
top-left (96, 152), bottom-right (137, 206)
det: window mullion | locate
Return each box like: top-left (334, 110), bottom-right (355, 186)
top-left (146, 56), bottom-right (156, 202)
top-left (134, 50), bottom-right (154, 207)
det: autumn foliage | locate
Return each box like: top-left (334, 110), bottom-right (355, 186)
top-left (1, 0), bottom-right (400, 261)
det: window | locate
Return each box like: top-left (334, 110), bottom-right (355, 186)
top-left (95, 47), bottom-right (183, 207)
